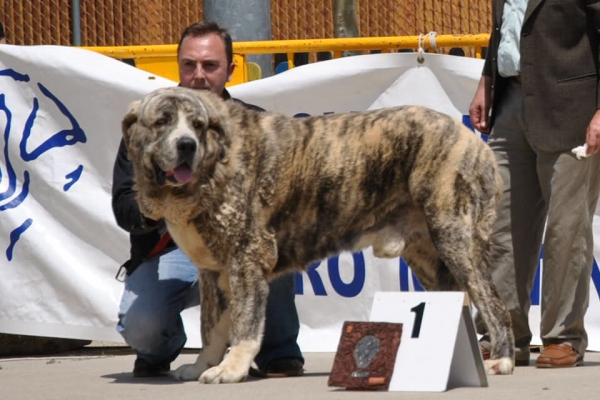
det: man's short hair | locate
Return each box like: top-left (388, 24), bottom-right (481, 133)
top-left (0, 21), bottom-right (6, 39)
top-left (177, 21), bottom-right (233, 65)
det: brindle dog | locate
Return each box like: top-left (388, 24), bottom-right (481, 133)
top-left (122, 86), bottom-right (514, 383)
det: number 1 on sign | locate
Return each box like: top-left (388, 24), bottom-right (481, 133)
top-left (370, 292), bottom-right (487, 391)
top-left (410, 302), bottom-right (426, 338)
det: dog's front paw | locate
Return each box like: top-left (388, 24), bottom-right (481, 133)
top-left (200, 363), bottom-right (248, 384)
top-left (170, 363), bottom-right (204, 381)
top-left (484, 357), bottom-right (514, 375)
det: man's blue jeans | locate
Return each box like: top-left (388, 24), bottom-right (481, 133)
top-left (117, 247), bottom-right (303, 370)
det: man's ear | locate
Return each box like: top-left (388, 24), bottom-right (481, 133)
top-left (122, 100), bottom-right (141, 146)
top-left (227, 62), bottom-right (235, 82)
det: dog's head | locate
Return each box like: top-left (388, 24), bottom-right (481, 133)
top-left (122, 86), bottom-right (230, 189)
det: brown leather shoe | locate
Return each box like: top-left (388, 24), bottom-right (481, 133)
top-left (535, 343), bottom-right (583, 368)
top-left (480, 345), bottom-right (530, 366)
top-left (480, 345), bottom-right (491, 360)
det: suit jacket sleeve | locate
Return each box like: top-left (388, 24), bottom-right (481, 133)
top-left (588, 1), bottom-right (600, 108)
top-left (483, 5), bottom-right (500, 78)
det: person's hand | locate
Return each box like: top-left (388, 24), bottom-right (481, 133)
top-left (469, 75), bottom-right (492, 134)
top-left (585, 110), bottom-right (600, 156)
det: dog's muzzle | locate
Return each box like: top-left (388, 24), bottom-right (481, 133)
top-left (176, 137), bottom-right (197, 161)
top-left (155, 137), bottom-right (196, 186)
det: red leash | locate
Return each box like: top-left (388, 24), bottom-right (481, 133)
top-left (148, 231), bottom-right (173, 258)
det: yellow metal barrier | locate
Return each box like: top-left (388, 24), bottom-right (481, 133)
top-left (80, 44), bottom-right (248, 85)
top-left (83, 33), bottom-right (490, 86)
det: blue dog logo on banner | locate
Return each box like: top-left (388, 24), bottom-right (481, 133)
top-left (0, 68), bottom-right (87, 261)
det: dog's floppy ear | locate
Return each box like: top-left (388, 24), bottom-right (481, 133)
top-left (210, 117), bottom-right (229, 162)
top-left (199, 95), bottom-right (230, 163)
top-left (122, 100), bottom-right (141, 146)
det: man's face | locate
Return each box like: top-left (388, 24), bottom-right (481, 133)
top-left (178, 33), bottom-right (235, 97)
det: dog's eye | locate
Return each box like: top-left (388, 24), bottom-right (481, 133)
top-left (192, 120), bottom-right (204, 130)
top-left (155, 117), bottom-right (168, 126)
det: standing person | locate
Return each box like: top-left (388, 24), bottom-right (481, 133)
top-left (112, 21), bottom-right (304, 378)
top-left (469, 0), bottom-right (600, 368)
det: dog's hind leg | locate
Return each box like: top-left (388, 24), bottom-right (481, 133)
top-left (428, 217), bottom-right (514, 375)
top-left (171, 269), bottom-right (231, 381)
top-left (403, 237), bottom-right (512, 375)
top-left (467, 240), bottom-right (515, 376)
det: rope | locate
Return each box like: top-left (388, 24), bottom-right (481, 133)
top-left (428, 31), bottom-right (439, 52)
top-left (416, 31), bottom-right (439, 65)
top-left (417, 34), bottom-right (425, 64)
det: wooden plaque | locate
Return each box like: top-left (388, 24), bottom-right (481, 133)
top-left (328, 321), bottom-right (403, 390)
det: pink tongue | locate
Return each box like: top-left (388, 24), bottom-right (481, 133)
top-left (173, 166), bottom-right (193, 183)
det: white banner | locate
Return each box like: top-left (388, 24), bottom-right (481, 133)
top-left (1, 45), bottom-right (599, 352)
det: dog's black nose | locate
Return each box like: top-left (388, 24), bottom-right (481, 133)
top-left (177, 137), bottom-right (197, 157)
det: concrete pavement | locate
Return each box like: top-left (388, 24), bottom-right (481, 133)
top-left (1, 347), bottom-right (599, 400)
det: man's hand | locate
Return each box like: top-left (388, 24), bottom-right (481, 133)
top-left (586, 110), bottom-right (600, 156)
top-left (469, 75), bottom-right (492, 134)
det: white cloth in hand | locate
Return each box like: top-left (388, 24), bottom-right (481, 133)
top-left (571, 144), bottom-right (589, 160)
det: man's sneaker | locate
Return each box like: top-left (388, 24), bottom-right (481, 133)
top-left (249, 357), bottom-right (304, 378)
top-left (132, 357), bottom-right (170, 378)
